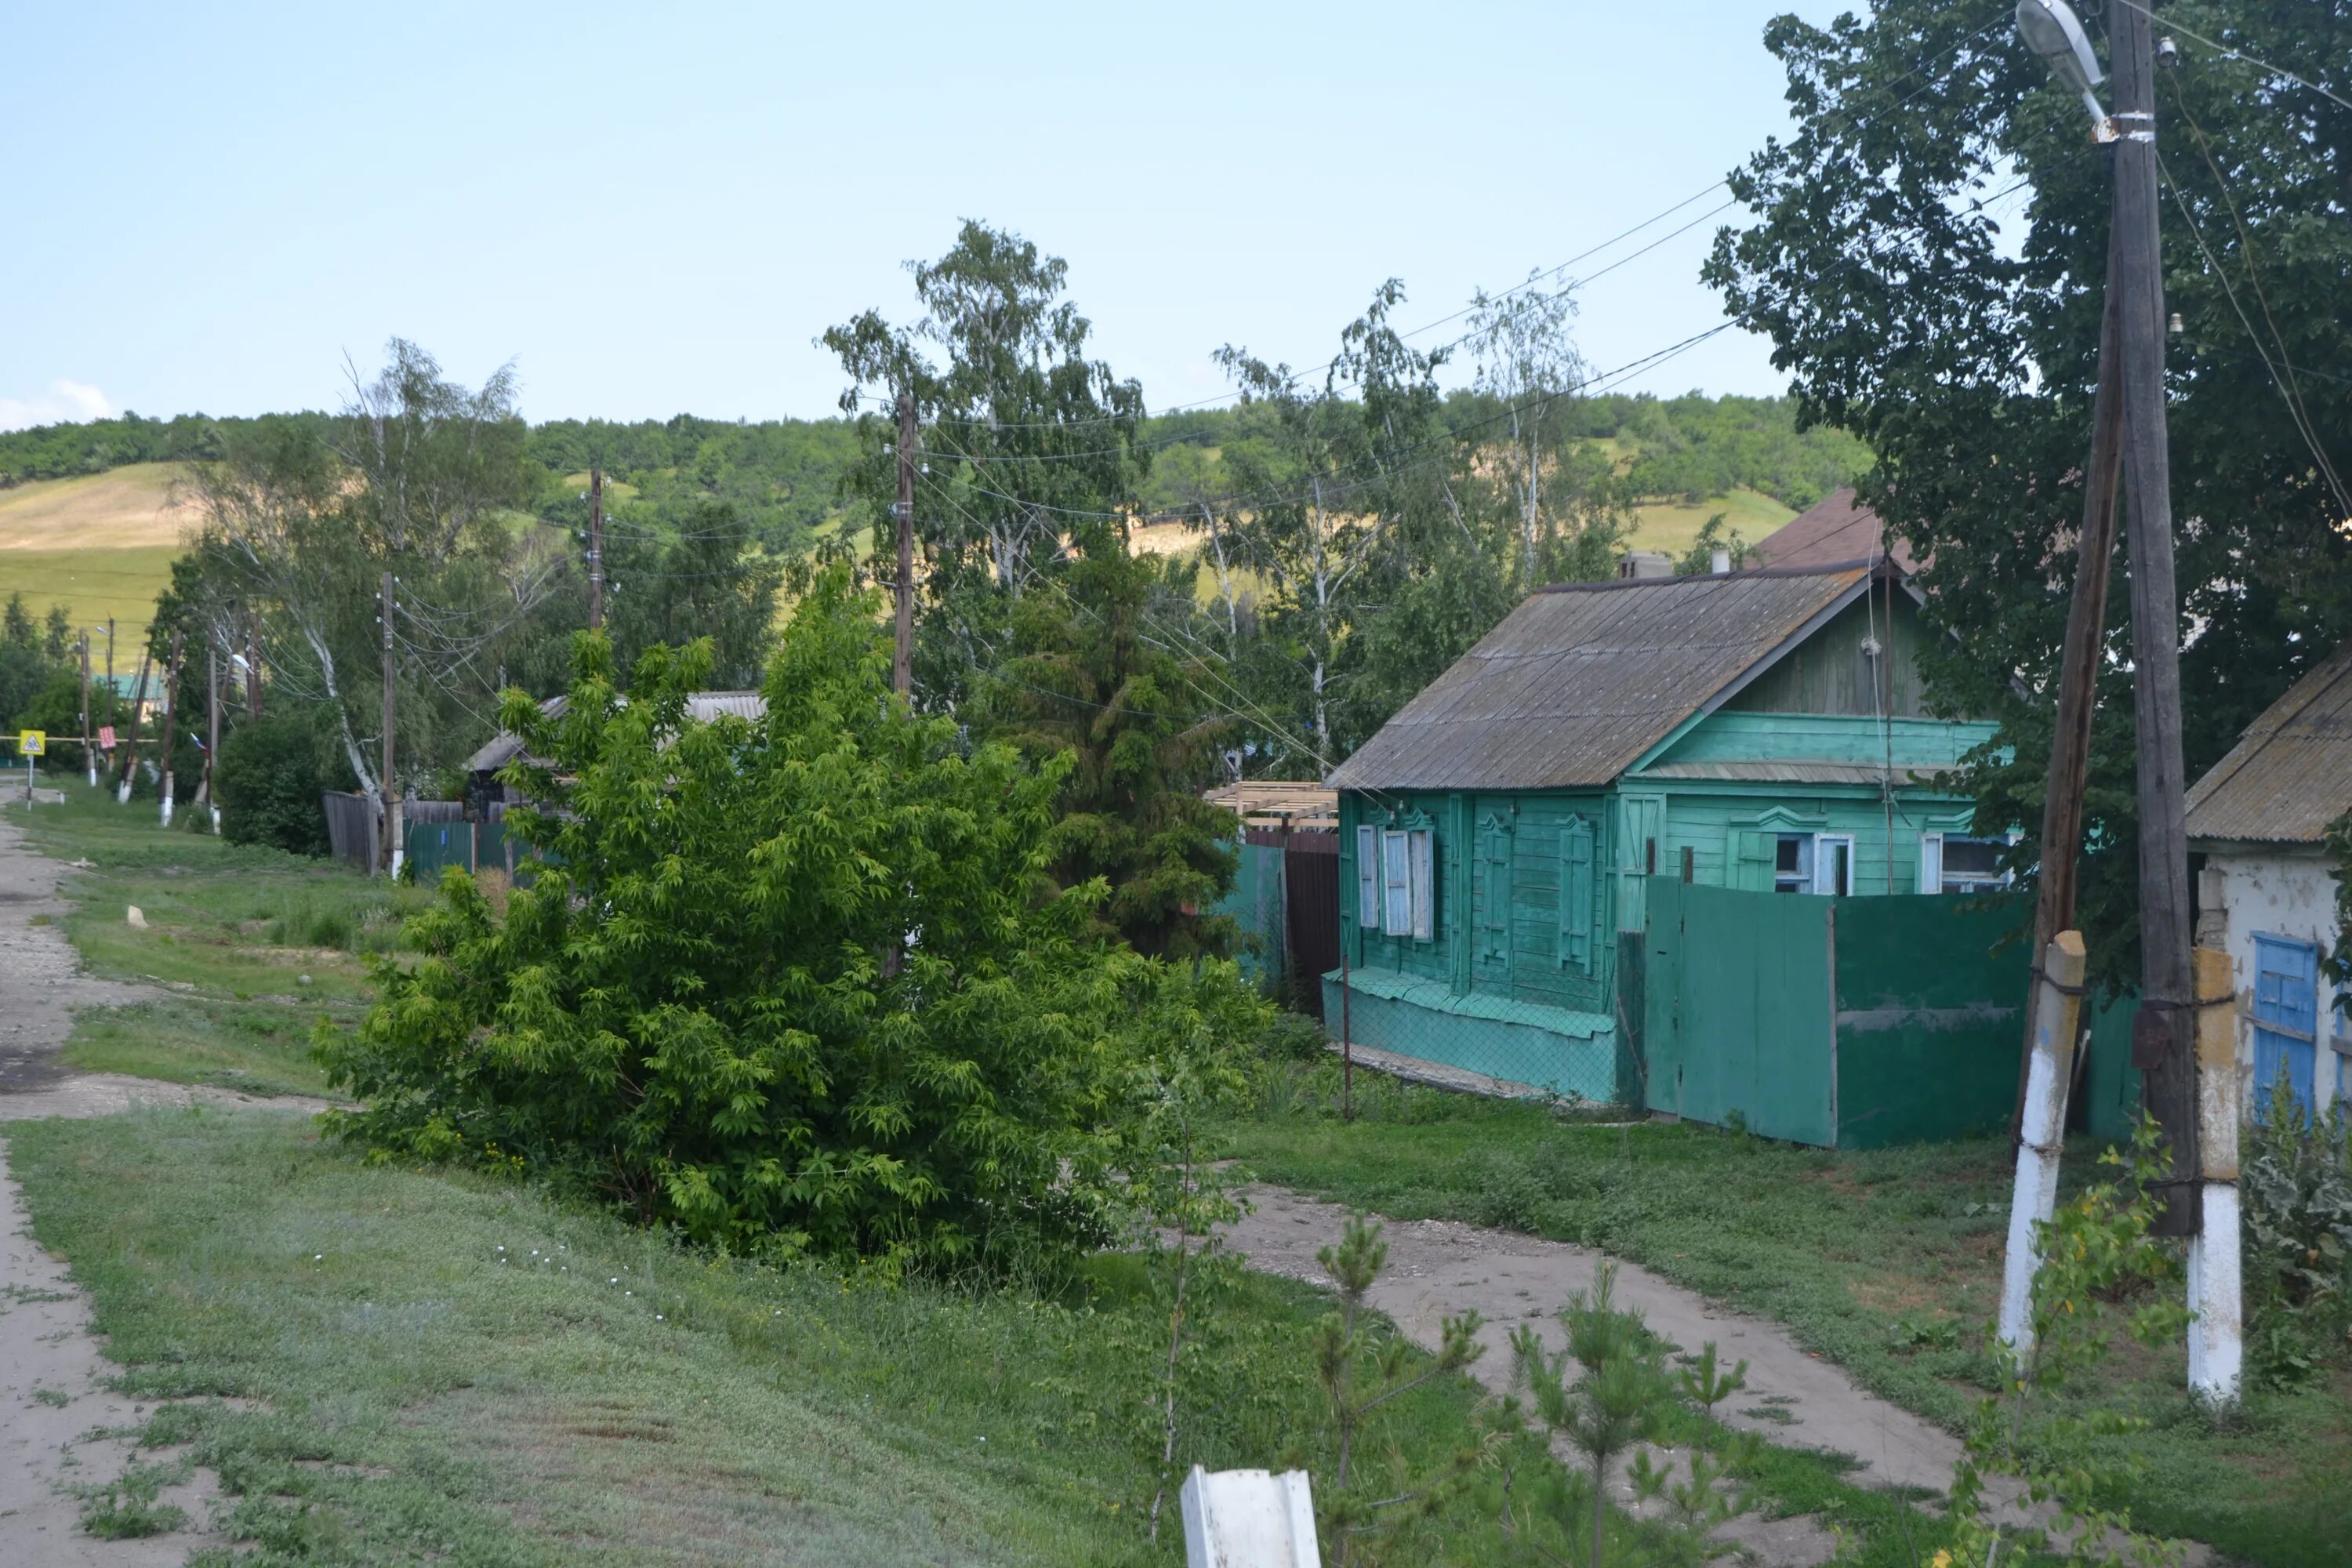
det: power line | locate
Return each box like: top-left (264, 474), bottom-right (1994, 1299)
top-left (2110, 0), bottom-right (2352, 115)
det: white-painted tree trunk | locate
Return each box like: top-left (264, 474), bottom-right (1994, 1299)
top-left (1997, 931), bottom-right (2089, 1356)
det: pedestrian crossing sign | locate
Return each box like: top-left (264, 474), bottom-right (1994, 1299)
top-left (17, 730), bottom-right (43, 757)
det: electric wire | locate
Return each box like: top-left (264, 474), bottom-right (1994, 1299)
top-left (2110, 0), bottom-right (2352, 115)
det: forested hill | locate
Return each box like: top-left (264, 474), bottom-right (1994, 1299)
top-left (0, 393), bottom-right (1866, 551)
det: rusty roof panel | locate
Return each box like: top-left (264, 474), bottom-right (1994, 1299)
top-left (1327, 566), bottom-right (1871, 792)
top-left (2183, 641), bottom-right (2352, 846)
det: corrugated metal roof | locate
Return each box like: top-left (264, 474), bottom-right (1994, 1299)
top-left (463, 691), bottom-right (768, 774)
top-left (1327, 564), bottom-right (1872, 791)
top-left (2183, 641), bottom-right (2352, 846)
top-left (1749, 488), bottom-right (1922, 573)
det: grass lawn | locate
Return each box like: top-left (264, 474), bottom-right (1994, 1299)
top-left (1222, 1064), bottom-right (2352, 1567)
top-left (1624, 487), bottom-right (1798, 561)
top-left (23, 784), bottom-right (433, 1093)
top-left (5, 786), bottom-right (2004, 1565)
top-left (10, 1109), bottom-right (1524, 1566)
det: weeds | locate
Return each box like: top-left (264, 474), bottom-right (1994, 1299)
top-left (76, 1461), bottom-right (188, 1540)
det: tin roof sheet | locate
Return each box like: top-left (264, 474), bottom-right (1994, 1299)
top-left (2183, 641), bottom-right (2352, 846)
top-left (1327, 564), bottom-right (1872, 792)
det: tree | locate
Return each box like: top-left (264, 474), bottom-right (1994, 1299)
top-left (825, 221), bottom-right (1148, 709)
top-left (1467, 275), bottom-right (1588, 589)
top-left (215, 712), bottom-right (339, 855)
top-left (188, 343), bottom-right (561, 818)
top-left (982, 538), bottom-right (1240, 960)
top-left (1704, 0), bottom-right (2352, 985)
top-left (320, 568), bottom-right (1236, 1276)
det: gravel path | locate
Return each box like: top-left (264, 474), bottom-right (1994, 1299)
top-left (0, 813), bottom-right (319, 1563)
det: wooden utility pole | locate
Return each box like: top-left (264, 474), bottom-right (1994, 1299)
top-left (78, 631), bottom-right (94, 788)
top-left (2111, 2), bottom-right (2197, 1235)
top-left (245, 608), bottom-right (261, 717)
top-left (118, 644), bottom-right (152, 805)
top-left (2010, 242), bottom-right (2127, 1140)
top-left (202, 629), bottom-right (220, 827)
top-left (587, 466), bottom-right (605, 633)
top-left (381, 572), bottom-right (401, 876)
top-left (159, 631), bottom-right (183, 827)
top-left (893, 391), bottom-right (916, 698)
top-left (103, 617), bottom-right (115, 734)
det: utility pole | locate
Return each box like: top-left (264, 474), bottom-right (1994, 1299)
top-left (2110, 0), bottom-right (2197, 1239)
top-left (381, 572), bottom-right (402, 877)
top-left (893, 391), bottom-right (916, 698)
top-left (246, 608), bottom-right (261, 717)
top-left (587, 466), bottom-right (605, 633)
top-left (159, 631), bottom-right (183, 828)
top-left (2009, 243), bottom-right (2126, 1145)
top-left (118, 643), bottom-right (152, 806)
top-left (103, 618), bottom-right (115, 754)
top-left (79, 631), bottom-right (96, 789)
top-left (203, 628), bottom-right (220, 830)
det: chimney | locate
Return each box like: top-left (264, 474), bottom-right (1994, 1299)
top-left (1711, 547), bottom-right (1732, 575)
top-left (1617, 550), bottom-right (1672, 580)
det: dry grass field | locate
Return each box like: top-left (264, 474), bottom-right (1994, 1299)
top-left (0, 463), bottom-right (193, 647)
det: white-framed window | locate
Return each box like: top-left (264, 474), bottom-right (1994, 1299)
top-left (1359, 821), bottom-right (1435, 939)
top-left (1919, 833), bottom-right (2009, 894)
top-left (1382, 829), bottom-right (1413, 935)
top-left (1772, 832), bottom-right (1853, 895)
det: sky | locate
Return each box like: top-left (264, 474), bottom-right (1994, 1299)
top-left (1, 2), bottom-right (1858, 431)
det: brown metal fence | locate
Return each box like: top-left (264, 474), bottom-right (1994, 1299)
top-left (1280, 832), bottom-right (1339, 1020)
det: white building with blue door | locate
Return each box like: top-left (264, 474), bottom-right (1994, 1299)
top-left (2186, 641), bottom-right (2352, 1119)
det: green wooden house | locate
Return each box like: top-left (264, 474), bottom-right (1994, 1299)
top-left (1323, 557), bottom-right (2005, 1105)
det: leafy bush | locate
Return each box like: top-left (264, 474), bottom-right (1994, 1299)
top-left (2241, 1081), bottom-right (2352, 1386)
top-left (215, 713), bottom-right (333, 856)
top-left (320, 571), bottom-right (1268, 1277)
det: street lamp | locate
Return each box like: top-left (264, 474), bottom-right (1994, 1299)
top-left (2015, 0), bottom-right (2115, 140)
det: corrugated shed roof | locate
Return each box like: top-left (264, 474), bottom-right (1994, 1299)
top-left (463, 691), bottom-right (768, 774)
top-left (1749, 487), bottom-right (1922, 574)
top-left (2183, 641), bottom-right (2352, 846)
top-left (1327, 564), bottom-right (1871, 791)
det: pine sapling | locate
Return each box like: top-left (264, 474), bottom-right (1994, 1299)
top-left (1678, 1340), bottom-right (1747, 1423)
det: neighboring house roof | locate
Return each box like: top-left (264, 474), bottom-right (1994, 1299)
top-left (1327, 563), bottom-right (1880, 792)
top-left (1749, 487), bottom-right (1921, 574)
top-left (463, 691), bottom-right (768, 774)
top-left (2183, 640), bottom-right (2352, 848)
top-left (1203, 780), bottom-right (1338, 829)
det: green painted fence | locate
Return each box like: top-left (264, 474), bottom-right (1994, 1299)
top-left (1637, 877), bottom-right (2032, 1148)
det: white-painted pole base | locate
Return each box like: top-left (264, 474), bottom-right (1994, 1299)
top-left (160, 797), bottom-right (174, 827)
top-left (2187, 1182), bottom-right (2242, 1402)
top-left (1998, 931), bottom-right (2089, 1356)
top-left (1180, 1466), bottom-right (1320, 1568)
top-left (209, 805), bottom-right (220, 833)
top-left (117, 779), bottom-right (132, 805)
top-left (2188, 947), bottom-right (2242, 1406)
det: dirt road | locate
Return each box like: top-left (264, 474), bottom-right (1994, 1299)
top-left (0, 813), bottom-right (318, 1563)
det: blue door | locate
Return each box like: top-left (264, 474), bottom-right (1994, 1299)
top-left (2250, 935), bottom-right (2319, 1121)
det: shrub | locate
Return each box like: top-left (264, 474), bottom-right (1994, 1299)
top-left (215, 713), bottom-right (332, 856)
top-left (319, 570), bottom-right (1267, 1278)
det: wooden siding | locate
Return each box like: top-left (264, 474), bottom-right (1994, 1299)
top-left (1722, 590), bottom-right (1933, 717)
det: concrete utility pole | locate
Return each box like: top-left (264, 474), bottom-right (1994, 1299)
top-left (159, 631), bottom-right (183, 828)
top-left (79, 632), bottom-right (94, 788)
top-left (893, 391), bottom-right (916, 698)
top-left (2108, 0), bottom-right (2198, 1239)
top-left (587, 466), bottom-right (605, 633)
top-left (103, 618), bottom-right (115, 745)
top-left (381, 572), bottom-right (402, 877)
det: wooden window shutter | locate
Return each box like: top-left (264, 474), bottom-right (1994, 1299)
top-left (1356, 825), bottom-right (1381, 928)
top-left (1732, 829), bottom-right (1776, 892)
top-left (1559, 815), bottom-right (1595, 971)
